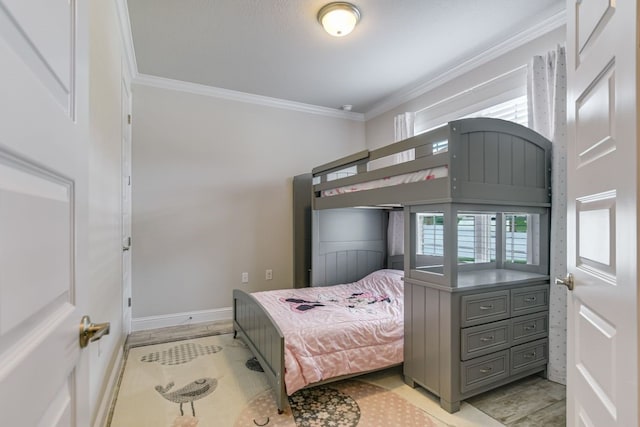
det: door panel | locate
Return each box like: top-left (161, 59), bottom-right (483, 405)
top-left (39, 381), bottom-right (73, 427)
top-left (577, 0), bottom-right (614, 56)
top-left (576, 191), bottom-right (616, 279)
top-left (575, 63), bottom-right (615, 166)
top-left (567, 0), bottom-right (638, 425)
top-left (0, 0), bottom-right (74, 112)
top-left (0, 154), bottom-right (73, 334)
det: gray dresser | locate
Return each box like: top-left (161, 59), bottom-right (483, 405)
top-left (404, 276), bottom-right (550, 412)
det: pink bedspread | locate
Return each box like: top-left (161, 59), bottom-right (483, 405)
top-left (251, 269), bottom-right (404, 394)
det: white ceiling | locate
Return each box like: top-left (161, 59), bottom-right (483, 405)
top-left (127, 0), bottom-right (565, 115)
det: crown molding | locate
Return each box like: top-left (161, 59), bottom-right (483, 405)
top-left (114, 0), bottom-right (138, 84)
top-left (109, 3), bottom-right (364, 123)
top-left (133, 74), bottom-right (365, 121)
top-left (364, 9), bottom-right (567, 120)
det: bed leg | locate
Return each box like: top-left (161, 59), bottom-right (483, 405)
top-left (233, 330), bottom-right (237, 339)
top-left (278, 409), bottom-right (283, 415)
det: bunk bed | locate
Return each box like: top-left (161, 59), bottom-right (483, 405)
top-left (233, 117), bottom-right (553, 414)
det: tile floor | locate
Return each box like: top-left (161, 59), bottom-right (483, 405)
top-left (125, 322), bottom-right (566, 426)
top-left (466, 375), bottom-right (566, 426)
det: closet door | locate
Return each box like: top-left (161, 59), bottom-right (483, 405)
top-left (565, 1), bottom-right (638, 425)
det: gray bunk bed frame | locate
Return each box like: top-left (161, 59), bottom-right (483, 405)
top-left (232, 117), bottom-right (552, 414)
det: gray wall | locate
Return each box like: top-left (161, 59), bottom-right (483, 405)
top-left (131, 85), bottom-right (365, 318)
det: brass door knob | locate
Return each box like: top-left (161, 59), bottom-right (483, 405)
top-left (79, 315), bottom-right (110, 348)
top-left (555, 273), bottom-right (575, 291)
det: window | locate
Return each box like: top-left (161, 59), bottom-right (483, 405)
top-left (418, 212), bottom-right (499, 265)
top-left (415, 212), bottom-right (445, 275)
top-left (457, 213), bottom-right (496, 264)
top-left (417, 94), bottom-right (529, 136)
top-left (417, 213), bottom-right (444, 256)
top-left (414, 66), bottom-right (528, 135)
top-left (461, 95), bottom-right (528, 127)
top-left (504, 213), bottom-right (540, 265)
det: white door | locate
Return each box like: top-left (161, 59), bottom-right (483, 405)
top-left (565, 1), bottom-right (638, 425)
top-left (121, 80), bottom-right (132, 335)
top-left (0, 1), bottom-right (92, 426)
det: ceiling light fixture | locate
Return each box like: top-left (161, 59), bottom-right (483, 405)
top-left (317, 2), bottom-right (361, 37)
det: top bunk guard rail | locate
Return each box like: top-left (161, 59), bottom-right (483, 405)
top-left (311, 118), bottom-right (552, 210)
top-left (312, 149), bottom-right (369, 180)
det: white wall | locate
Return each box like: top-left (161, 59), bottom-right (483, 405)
top-left (131, 85), bottom-right (365, 320)
top-left (364, 26), bottom-right (567, 385)
top-left (88, 0), bottom-right (126, 424)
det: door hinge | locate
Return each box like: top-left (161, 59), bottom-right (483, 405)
top-left (128, 175), bottom-right (131, 186)
top-left (127, 114), bottom-right (131, 125)
top-left (128, 297), bottom-right (132, 307)
top-left (123, 236), bottom-right (132, 252)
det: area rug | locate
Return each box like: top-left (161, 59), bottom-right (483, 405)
top-left (108, 334), bottom-right (448, 427)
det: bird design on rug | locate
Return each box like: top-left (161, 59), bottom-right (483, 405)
top-left (155, 377), bottom-right (217, 416)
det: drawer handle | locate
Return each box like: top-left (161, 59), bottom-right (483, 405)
top-left (479, 304), bottom-right (494, 310)
top-left (480, 335), bottom-right (495, 342)
top-left (479, 367), bottom-right (493, 373)
top-left (524, 324), bottom-right (537, 331)
top-left (524, 296), bottom-right (537, 302)
top-left (523, 352), bottom-right (537, 359)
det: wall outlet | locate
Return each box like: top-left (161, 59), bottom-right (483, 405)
top-left (266, 269), bottom-right (273, 280)
top-left (241, 272), bottom-right (249, 283)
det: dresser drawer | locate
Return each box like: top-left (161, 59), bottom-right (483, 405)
top-left (512, 312), bottom-right (548, 344)
top-left (461, 290), bottom-right (510, 327)
top-left (461, 350), bottom-right (510, 393)
top-left (511, 285), bottom-right (549, 316)
top-left (461, 319), bottom-right (510, 361)
top-left (511, 339), bottom-right (548, 374)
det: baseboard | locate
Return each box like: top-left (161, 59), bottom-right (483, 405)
top-left (93, 344), bottom-right (125, 427)
top-left (131, 307), bottom-right (233, 332)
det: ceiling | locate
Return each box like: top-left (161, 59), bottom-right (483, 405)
top-left (127, 0), bottom-right (565, 115)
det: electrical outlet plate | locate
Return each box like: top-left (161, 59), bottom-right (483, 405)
top-left (241, 272), bottom-right (249, 283)
top-left (266, 269), bottom-right (273, 280)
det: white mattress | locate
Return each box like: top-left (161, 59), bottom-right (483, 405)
top-left (321, 166), bottom-right (448, 197)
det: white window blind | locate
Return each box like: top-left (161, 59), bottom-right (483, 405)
top-left (414, 66), bottom-right (528, 134)
top-left (461, 95), bottom-right (528, 127)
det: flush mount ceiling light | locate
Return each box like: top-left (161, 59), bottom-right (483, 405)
top-left (317, 2), bottom-right (361, 37)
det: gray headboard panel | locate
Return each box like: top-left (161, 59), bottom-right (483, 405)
top-left (315, 250), bottom-right (384, 286)
top-left (311, 208), bottom-right (387, 287)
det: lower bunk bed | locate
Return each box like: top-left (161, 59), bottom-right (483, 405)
top-left (232, 269), bottom-right (404, 413)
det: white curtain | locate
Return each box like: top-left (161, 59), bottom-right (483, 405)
top-left (394, 112), bottom-right (415, 142)
top-left (393, 112), bottom-right (416, 163)
top-left (527, 45), bottom-right (567, 385)
top-left (385, 112), bottom-right (416, 256)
